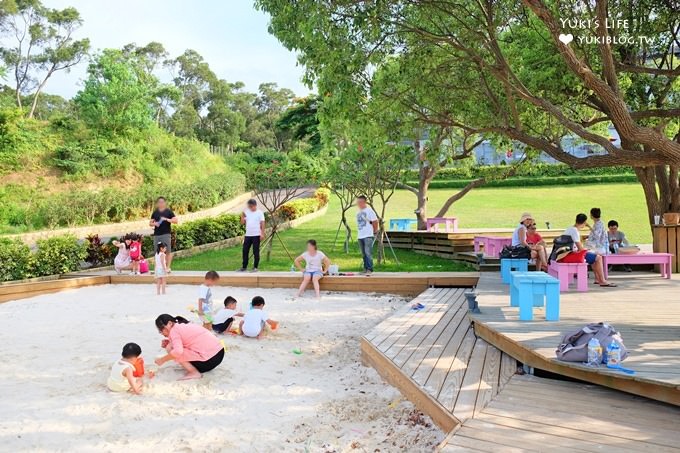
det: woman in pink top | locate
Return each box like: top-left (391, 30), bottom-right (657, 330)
top-left (154, 314), bottom-right (224, 380)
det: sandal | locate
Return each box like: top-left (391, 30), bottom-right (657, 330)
top-left (598, 282), bottom-right (617, 287)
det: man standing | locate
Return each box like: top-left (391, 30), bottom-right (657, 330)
top-left (240, 199), bottom-right (265, 272)
top-left (149, 197), bottom-right (178, 272)
top-left (356, 195), bottom-right (379, 275)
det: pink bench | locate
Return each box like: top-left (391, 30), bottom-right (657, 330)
top-left (602, 252), bottom-right (673, 279)
top-left (426, 217), bottom-right (458, 233)
top-left (474, 236), bottom-right (512, 258)
top-left (548, 261), bottom-right (588, 292)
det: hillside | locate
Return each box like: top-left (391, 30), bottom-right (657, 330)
top-left (0, 113), bottom-right (244, 234)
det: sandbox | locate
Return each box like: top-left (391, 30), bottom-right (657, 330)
top-left (0, 284), bottom-right (442, 451)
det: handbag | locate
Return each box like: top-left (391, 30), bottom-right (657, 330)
top-left (139, 258), bottom-right (149, 274)
top-left (556, 322), bottom-right (628, 363)
top-left (499, 245), bottom-right (531, 259)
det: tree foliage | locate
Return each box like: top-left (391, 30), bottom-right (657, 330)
top-left (258, 0), bottom-right (680, 224)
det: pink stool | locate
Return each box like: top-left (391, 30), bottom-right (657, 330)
top-left (474, 236), bottom-right (512, 258)
top-left (548, 261), bottom-right (588, 292)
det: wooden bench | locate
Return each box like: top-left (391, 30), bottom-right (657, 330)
top-left (602, 253), bottom-right (673, 279)
top-left (510, 271), bottom-right (560, 321)
top-left (548, 261), bottom-right (588, 292)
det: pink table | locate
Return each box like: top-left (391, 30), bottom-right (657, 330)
top-left (426, 217), bottom-right (458, 233)
top-left (474, 236), bottom-right (512, 258)
top-left (602, 253), bottom-right (673, 279)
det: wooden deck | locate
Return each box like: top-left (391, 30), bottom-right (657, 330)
top-left (361, 287), bottom-right (518, 431)
top-left (471, 272), bottom-right (680, 406)
top-left (441, 374), bottom-right (680, 452)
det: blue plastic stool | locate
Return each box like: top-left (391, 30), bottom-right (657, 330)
top-left (389, 218), bottom-right (418, 231)
top-left (501, 258), bottom-right (529, 283)
top-left (509, 271), bottom-right (560, 321)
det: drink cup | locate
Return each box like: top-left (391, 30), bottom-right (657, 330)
top-left (654, 215), bottom-right (661, 225)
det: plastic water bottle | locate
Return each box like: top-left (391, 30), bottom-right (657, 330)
top-left (606, 340), bottom-right (621, 366)
top-left (613, 242), bottom-right (619, 254)
top-left (290, 265), bottom-right (296, 273)
top-left (587, 338), bottom-right (602, 366)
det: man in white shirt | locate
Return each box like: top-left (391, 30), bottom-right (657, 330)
top-left (240, 199), bottom-right (265, 272)
top-left (355, 195), bottom-right (379, 275)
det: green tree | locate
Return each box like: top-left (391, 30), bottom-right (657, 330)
top-left (0, 0), bottom-right (89, 117)
top-left (168, 49), bottom-right (246, 149)
top-left (74, 49), bottom-right (155, 135)
top-left (276, 95), bottom-right (321, 152)
top-left (258, 0), bottom-right (680, 228)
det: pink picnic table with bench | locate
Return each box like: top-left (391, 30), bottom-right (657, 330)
top-left (426, 217), bottom-right (458, 233)
top-left (602, 252), bottom-right (673, 279)
top-left (473, 236), bottom-right (512, 258)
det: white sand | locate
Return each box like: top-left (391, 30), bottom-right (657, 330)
top-left (0, 284), bottom-right (443, 452)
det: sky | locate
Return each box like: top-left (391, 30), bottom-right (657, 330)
top-left (42, 0), bottom-right (311, 99)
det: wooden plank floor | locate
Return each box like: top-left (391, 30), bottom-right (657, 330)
top-left (442, 374), bottom-right (680, 452)
top-left (361, 287), bottom-right (518, 431)
top-left (471, 272), bottom-right (680, 405)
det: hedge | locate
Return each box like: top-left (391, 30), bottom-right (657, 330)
top-left (278, 188), bottom-right (330, 221)
top-left (404, 163), bottom-right (634, 181)
top-left (1, 188), bottom-right (329, 282)
top-left (0, 235), bottom-right (86, 282)
top-left (407, 174), bottom-right (638, 189)
top-left (23, 171), bottom-right (246, 229)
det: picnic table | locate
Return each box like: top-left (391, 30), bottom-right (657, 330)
top-left (602, 252), bottom-right (673, 279)
top-left (474, 236), bottom-right (512, 258)
top-left (426, 217), bottom-right (458, 233)
top-left (389, 218), bottom-right (418, 231)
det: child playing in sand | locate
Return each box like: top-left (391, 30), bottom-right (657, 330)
top-left (239, 296), bottom-right (278, 339)
top-left (197, 271), bottom-right (219, 329)
top-left (212, 296), bottom-right (245, 334)
top-left (129, 235), bottom-right (142, 275)
top-left (107, 343), bottom-right (150, 394)
top-left (112, 235), bottom-right (132, 274)
top-left (155, 242), bottom-right (168, 295)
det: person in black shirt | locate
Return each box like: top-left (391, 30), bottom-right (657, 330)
top-left (149, 197), bottom-right (178, 272)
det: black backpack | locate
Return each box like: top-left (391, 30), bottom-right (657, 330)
top-left (548, 234), bottom-right (575, 263)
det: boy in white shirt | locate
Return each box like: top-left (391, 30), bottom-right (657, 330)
top-left (212, 296), bottom-right (244, 334)
top-left (239, 296), bottom-right (279, 339)
top-left (240, 199), bottom-right (265, 272)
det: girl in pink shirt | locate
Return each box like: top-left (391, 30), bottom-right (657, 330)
top-left (154, 314), bottom-right (224, 380)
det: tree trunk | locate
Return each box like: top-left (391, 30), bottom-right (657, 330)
top-left (416, 170), bottom-right (433, 230)
top-left (634, 164), bottom-right (680, 237)
top-left (28, 67), bottom-right (55, 119)
top-left (341, 213), bottom-right (352, 253)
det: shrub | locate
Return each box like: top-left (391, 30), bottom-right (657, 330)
top-left (142, 235), bottom-right (155, 258)
top-left (32, 235), bottom-right (87, 276)
top-left (278, 198), bottom-right (320, 221)
top-left (0, 239), bottom-right (34, 282)
top-left (412, 174), bottom-right (638, 189)
top-left (314, 187), bottom-right (330, 207)
top-left (85, 234), bottom-right (116, 267)
top-left (173, 214), bottom-right (244, 251)
top-left (33, 172), bottom-right (246, 229)
top-left (403, 163), bottom-right (634, 181)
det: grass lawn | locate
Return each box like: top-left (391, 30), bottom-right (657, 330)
top-left (173, 182), bottom-right (650, 272)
